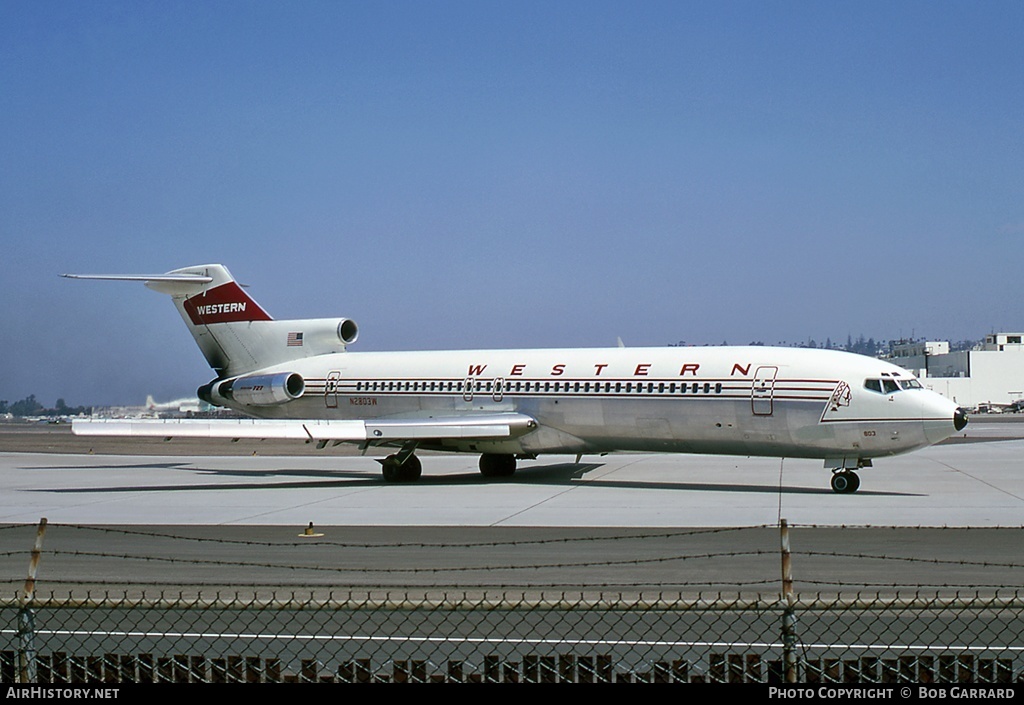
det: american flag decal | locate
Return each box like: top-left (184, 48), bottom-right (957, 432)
top-left (287, 332), bottom-right (304, 347)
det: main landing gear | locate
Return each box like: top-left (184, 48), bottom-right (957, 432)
top-left (830, 470), bottom-right (861, 494)
top-left (379, 452), bottom-right (422, 482)
top-left (479, 453), bottom-right (517, 478)
top-left (379, 452), bottom-right (518, 482)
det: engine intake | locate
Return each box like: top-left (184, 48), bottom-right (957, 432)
top-left (337, 318), bottom-right (358, 345)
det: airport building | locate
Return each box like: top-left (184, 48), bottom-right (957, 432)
top-left (889, 333), bottom-right (1024, 410)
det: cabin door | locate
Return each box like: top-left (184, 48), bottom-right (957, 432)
top-left (325, 370), bottom-right (341, 408)
top-left (751, 366), bottom-right (778, 416)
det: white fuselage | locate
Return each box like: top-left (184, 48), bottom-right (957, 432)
top-left (227, 345), bottom-right (961, 463)
top-left (65, 264), bottom-right (968, 491)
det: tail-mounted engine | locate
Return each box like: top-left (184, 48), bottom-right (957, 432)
top-left (293, 318), bottom-right (358, 349)
top-left (199, 372), bottom-right (305, 407)
top-left (336, 318), bottom-right (358, 345)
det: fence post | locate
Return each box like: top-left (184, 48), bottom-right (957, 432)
top-left (780, 518), bottom-right (798, 683)
top-left (18, 518), bottom-right (48, 683)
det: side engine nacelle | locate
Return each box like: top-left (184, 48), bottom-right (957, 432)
top-left (199, 372), bottom-right (305, 407)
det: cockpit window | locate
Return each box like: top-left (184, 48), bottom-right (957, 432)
top-left (865, 377), bottom-right (913, 394)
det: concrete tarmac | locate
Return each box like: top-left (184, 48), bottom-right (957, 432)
top-left (1, 422), bottom-right (1022, 594)
top-left (0, 422), bottom-right (1022, 527)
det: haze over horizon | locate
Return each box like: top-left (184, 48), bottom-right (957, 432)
top-left (2, 2), bottom-right (1022, 405)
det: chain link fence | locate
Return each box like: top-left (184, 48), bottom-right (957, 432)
top-left (4, 591), bottom-right (1024, 683)
top-left (3, 521), bottom-right (1024, 683)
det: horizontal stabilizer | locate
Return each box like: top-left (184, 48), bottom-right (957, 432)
top-left (61, 273), bottom-right (214, 283)
top-left (61, 272), bottom-right (215, 297)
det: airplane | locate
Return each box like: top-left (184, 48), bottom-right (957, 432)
top-left (145, 395), bottom-right (203, 414)
top-left (64, 264), bottom-right (968, 493)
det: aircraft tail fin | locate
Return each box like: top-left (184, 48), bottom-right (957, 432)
top-left (63, 264), bottom-right (357, 378)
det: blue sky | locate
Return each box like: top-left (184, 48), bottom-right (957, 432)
top-left (2, 1), bottom-right (1022, 406)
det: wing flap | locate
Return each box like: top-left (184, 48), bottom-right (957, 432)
top-left (364, 414), bottom-right (536, 440)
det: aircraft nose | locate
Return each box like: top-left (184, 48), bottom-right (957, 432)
top-left (954, 407), bottom-right (969, 432)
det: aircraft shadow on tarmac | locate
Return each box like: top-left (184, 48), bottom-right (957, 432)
top-left (30, 460), bottom-right (919, 496)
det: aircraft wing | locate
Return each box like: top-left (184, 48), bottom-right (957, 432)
top-left (71, 413), bottom-right (538, 442)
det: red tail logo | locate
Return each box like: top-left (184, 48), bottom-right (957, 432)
top-left (183, 283), bottom-right (272, 325)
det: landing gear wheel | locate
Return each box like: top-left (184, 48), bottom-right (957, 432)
top-left (830, 470), bottom-right (860, 494)
top-left (381, 454), bottom-right (422, 482)
top-left (479, 453), bottom-right (517, 478)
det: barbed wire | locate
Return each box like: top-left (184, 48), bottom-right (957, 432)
top-left (3, 577), bottom-right (786, 591)
top-left (798, 579), bottom-right (1024, 591)
top-left (789, 523), bottom-right (1024, 530)
top-left (797, 550), bottom-right (1024, 570)
top-left (8, 576), bottom-right (1024, 592)
top-left (7, 522), bottom-right (1022, 547)
top-left (35, 523), bottom-right (776, 548)
top-left (34, 547), bottom-right (776, 574)
top-left (5, 524), bottom-right (1023, 602)
top-left (7, 545), bottom-right (1023, 573)
top-left (6, 587), bottom-right (1023, 604)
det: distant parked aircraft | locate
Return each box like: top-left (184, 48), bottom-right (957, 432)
top-left (145, 395), bottom-right (202, 414)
